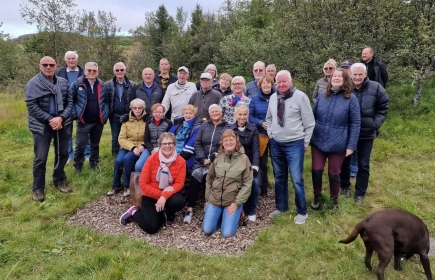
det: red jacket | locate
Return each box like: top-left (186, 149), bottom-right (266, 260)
top-left (139, 153), bottom-right (186, 200)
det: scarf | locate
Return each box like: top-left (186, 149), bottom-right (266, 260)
top-left (230, 94), bottom-right (243, 106)
top-left (24, 72), bottom-right (64, 112)
top-left (277, 85), bottom-right (296, 127)
top-left (330, 87), bottom-right (340, 95)
top-left (176, 121), bottom-right (191, 142)
top-left (156, 150), bottom-right (178, 190)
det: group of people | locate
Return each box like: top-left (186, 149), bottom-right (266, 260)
top-left (25, 47), bottom-right (389, 238)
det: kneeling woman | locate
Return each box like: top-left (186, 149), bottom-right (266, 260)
top-left (203, 129), bottom-right (253, 238)
top-left (120, 132), bottom-right (186, 234)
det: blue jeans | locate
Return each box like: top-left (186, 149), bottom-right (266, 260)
top-left (68, 123), bottom-right (89, 159)
top-left (243, 177), bottom-right (260, 215)
top-left (203, 203), bottom-right (243, 238)
top-left (135, 149), bottom-right (151, 172)
top-left (349, 151), bottom-right (358, 177)
top-left (269, 138), bottom-right (307, 215)
top-left (109, 114), bottom-right (123, 156)
top-left (113, 148), bottom-right (139, 187)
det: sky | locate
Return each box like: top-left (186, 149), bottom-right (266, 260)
top-left (1, 0), bottom-right (226, 38)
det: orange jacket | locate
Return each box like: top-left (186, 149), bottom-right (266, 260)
top-left (139, 153), bottom-right (186, 200)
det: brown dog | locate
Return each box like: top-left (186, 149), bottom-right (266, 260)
top-left (339, 209), bottom-right (432, 280)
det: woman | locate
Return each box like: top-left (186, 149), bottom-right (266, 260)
top-left (203, 129), bottom-right (253, 238)
top-left (135, 103), bottom-right (173, 172)
top-left (169, 104), bottom-right (202, 171)
top-left (107, 98), bottom-right (147, 197)
top-left (219, 76), bottom-right (251, 124)
top-left (183, 104), bottom-right (228, 224)
top-left (310, 69), bottom-right (361, 210)
top-left (229, 104), bottom-right (260, 222)
top-left (120, 133), bottom-right (186, 234)
top-left (196, 64), bottom-right (219, 90)
top-left (249, 75), bottom-right (275, 196)
top-left (214, 73), bottom-right (233, 97)
top-left (312, 58), bottom-right (337, 103)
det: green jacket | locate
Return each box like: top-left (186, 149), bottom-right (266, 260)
top-left (205, 147), bottom-right (253, 207)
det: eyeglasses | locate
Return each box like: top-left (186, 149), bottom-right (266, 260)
top-left (132, 107), bottom-right (143, 110)
top-left (161, 142), bottom-right (174, 147)
top-left (41, 64), bottom-right (56, 68)
top-left (254, 69), bottom-right (264, 72)
top-left (232, 83), bottom-right (243, 86)
top-left (87, 69), bottom-right (98, 74)
top-left (115, 69), bottom-right (125, 72)
top-left (324, 67), bottom-right (334, 70)
top-left (153, 111), bottom-right (164, 114)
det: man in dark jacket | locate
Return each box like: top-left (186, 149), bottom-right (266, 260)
top-left (154, 58), bottom-right (177, 119)
top-left (340, 63), bottom-right (389, 204)
top-left (70, 61), bottom-right (109, 173)
top-left (188, 73), bottom-right (222, 121)
top-left (361, 47), bottom-right (388, 88)
top-left (103, 62), bottom-right (136, 156)
top-left (131, 68), bottom-right (164, 115)
top-left (25, 56), bottom-right (74, 202)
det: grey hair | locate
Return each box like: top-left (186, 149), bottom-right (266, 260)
top-left (351, 63), bottom-right (367, 73)
top-left (113, 62), bottom-right (126, 71)
top-left (231, 76), bottom-right (246, 91)
top-left (253, 61), bottom-right (266, 69)
top-left (85, 61), bottom-right (98, 70)
top-left (64, 51), bottom-right (78, 60)
top-left (266, 64), bottom-right (276, 70)
top-left (158, 132), bottom-right (177, 147)
top-left (130, 98), bottom-right (145, 110)
top-left (233, 104), bottom-right (249, 122)
top-left (208, 104), bottom-right (222, 113)
top-left (276, 70), bottom-right (292, 80)
top-left (204, 64), bottom-right (218, 78)
top-left (323, 58), bottom-right (337, 69)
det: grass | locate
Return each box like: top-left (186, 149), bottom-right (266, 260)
top-left (1, 85), bottom-right (435, 279)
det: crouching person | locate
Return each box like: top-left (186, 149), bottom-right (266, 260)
top-left (203, 129), bottom-right (253, 238)
top-left (119, 132), bottom-right (186, 234)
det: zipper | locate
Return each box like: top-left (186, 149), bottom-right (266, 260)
top-left (220, 170), bottom-right (226, 207)
top-left (208, 124), bottom-right (217, 158)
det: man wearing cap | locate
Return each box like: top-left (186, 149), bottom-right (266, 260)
top-left (340, 60), bottom-right (353, 74)
top-left (162, 66), bottom-right (197, 121)
top-left (361, 47), bottom-right (388, 88)
top-left (188, 73), bottom-right (222, 120)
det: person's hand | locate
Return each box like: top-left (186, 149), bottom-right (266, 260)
top-left (226, 203), bottom-right (237, 215)
top-left (209, 153), bottom-right (216, 162)
top-left (204, 202), bottom-right (208, 212)
top-left (268, 134), bottom-right (273, 139)
top-left (203, 159), bottom-right (211, 165)
top-left (49, 117), bottom-right (63, 130)
top-left (163, 186), bottom-right (174, 193)
top-left (304, 147), bottom-right (308, 153)
top-left (262, 122), bottom-right (267, 130)
top-left (155, 196), bottom-right (166, 212)
top-left (133, 147), bottom-right (141, 156)
top-left (345, 149), bottom-right (353, 157)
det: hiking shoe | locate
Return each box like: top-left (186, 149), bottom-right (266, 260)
top-left (248, 214), bottom-right (256, 222)
top-left (85, 156), bottom-right (90, 161)
top-left (55, 182), bottom-right (72, 193)
top-left (119, 206), bottom-right (138, 225)
top-left (90, 164), bottom-right (98, 170)
top-left (66, 158), bottom-right (72, 164)
top-left (328, 199), bottom-right (339, 211)
top-left (310, 195), bottom-right (323, 210)
top-left (122, 188), bottom-right (130, 197)
top-left (184, 211), bottom-right (193, 224)
top-left (269, 210), bottom-right (283, 218)
top-left (32, 189), bottom-right (45, 202)
top-left (75, 166), bottom-right (82, 174)
top-left (295, 214), bottom-right (308, 225)
top-left (340, 188), bottom-right (350, 198)
top-left (355, 196), bottom-right (365, 204)
top-left (107, 186), bottom-right (123, 196)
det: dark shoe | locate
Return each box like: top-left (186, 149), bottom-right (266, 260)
top-left (32, 189), bottom-right (45, 202)
top-left (166, 212), bottom-right (175, 226)
top-left (310, 195), bottom-right (323, 210)
top-left (107, 186), bottom-right (123, 196)
top-left (328, 199), bottom-right (339, 211)
top-left (75, 166), bottom-right (82, 174)
top-left (355, 196), bottom-right (365, 204)
top-left (55, 181), bottom-right (72, 193)
top-left (260, 190), bottom-right (268, 197)
top-left (120, 206), bottom-right (138, 225)
top-left (90, 164), bottom-right (98, 170)
top-left (340, 188), bottom-right (350, 198)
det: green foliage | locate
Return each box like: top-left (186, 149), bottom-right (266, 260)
top-left (117, 39), bottom-right (132, 46)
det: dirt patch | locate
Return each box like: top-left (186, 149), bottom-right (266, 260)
top-left (68, 190), bottom-right (276, 256)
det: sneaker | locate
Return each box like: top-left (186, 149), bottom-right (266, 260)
top-left (248, 214), bottom-right (256, 222)
top-left (355, 196), bottom-right (365, 204)
top-left (90, 164), bottom-right (98, 170)
top-left (55, 182), bottom-right (72, 193)
top-left (340, 188), bottom-right (350, 198)
top-left (66, 158), bottom-right (72, 164)
top-left (310, 195), bottom-right (323, 210)
top-left (295, 214), bottom-right (308, 225)
top-left (119, 206), bottom-right (138, 225)
top-left (85, 156), bottom-right (90, 161)
top-left (328, 199), bottom-right (339, 211)
top-left (269, 210), bottom-right (283, 218)
top-left (166, 213), bottom-right (175, 226)
top-left (32, 189), bottom-right (45, 202)
top-left (122, 188), bottom-right (130, 197)
top-left (107, 186), bottom-right (123, 196)
top-left (183, 211), bottom-right (193, 224)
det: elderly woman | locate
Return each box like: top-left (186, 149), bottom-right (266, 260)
top-left (310, 69), bottom-right (360, 210)
top-left (219, 76), bottom-right (251, 124)
top-left (196, 64), bottom-right (219, 90)
top-left (229, 104), bottom-right (260, 222)
top-left (169, 104), bottom-right (202, 171)
top-left (312, 58), bottom-right (337, 103)
top-left (183, 104), bottom-right (228, 224)
top-left (203, 129), bottom-right (253, 238)
top-left (135, 103), bottom-right (173, 172)
top-left (214, 73), bottom-right (233, 97)
top-left (248, 75), bottom-right (275, 196)
top-left (107, 98), bottom-right (147, 197)
top-left (120, 132), bottom-right (186, 233)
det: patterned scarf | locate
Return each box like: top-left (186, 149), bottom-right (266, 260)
top-left (277, 85), bottom-right (296, 127)
top-left (230, 94), bottom-right (242, 106)
top-left (156, 150), bottom-right (178, 190)
top-left (176, 121), bottom-right (191, 142)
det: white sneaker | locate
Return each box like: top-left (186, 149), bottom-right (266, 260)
top-left (122, 188), bottom-right (130, 197)
top-left (295, 214), bottom-right (308, 225)
top-left (248, 215), bottom-right (256, 222)
top-left (269, 210), bottom-right (282, 218)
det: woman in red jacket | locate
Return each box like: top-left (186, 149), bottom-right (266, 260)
top-left (119, 132), bottom-right (186, 234)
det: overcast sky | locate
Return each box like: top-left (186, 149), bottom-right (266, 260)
top-left (2, 0), bottom-right (225, 38)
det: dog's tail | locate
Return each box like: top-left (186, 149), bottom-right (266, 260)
top-left (339, 224), bottom-right (363, 244)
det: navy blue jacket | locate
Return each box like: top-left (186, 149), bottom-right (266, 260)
top-left (249, 91), bottom-right (272, 135)
top-left (228, 122), bottom-right (260, 168)
top-left (104, 76), bottom-right (136, 116)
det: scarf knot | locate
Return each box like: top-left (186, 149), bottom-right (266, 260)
top-left (156, 151), bottom-right (178, 190)
top-left (277, 85), bottom-right (296, 127)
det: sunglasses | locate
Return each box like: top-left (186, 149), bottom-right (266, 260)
top-left (132, 107), bottom-right (143, 110)
top-left (324, 67), bottom-right (334, 70)
top-left (115, 69), bottom-right (125, 72)
top-left (87, 69), bottom-right (98, 74)
top-left (161, 142), bottom-right (174, 147)
top-left (41, 64), bottom-right (56, 68)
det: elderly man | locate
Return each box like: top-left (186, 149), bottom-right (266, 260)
top-left (188, 73), bottom-right (222, 120)
top-left (340, 63), bottom-right (389, 204)
top-left (130, 68), bottom-right (164, 115)
top-left (266, 64), bottom-right (277, 80)
top-left (70, 62), bottom-right (109, 173)
top-left (56, 51), bottom-right (88, 163)
top-left (25, 56), bottom-right (74, 202)
top-left (161, 66), bottom-right (197, 121)
top-left (361, 47), bottom-right (388, 88)
top-left (266, 70), bottom-right (315, 224)
top-left (154, 58), bottom-right (177, 94)
top-left (103, 62), bottom-right (136, 156)
top-left (214, 73), bottom-right (233, 97)
top-left (245, 61), bottom-right (266, 98)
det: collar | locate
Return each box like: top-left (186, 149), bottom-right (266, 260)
top-left (66, 67), bottom-right (79, 72)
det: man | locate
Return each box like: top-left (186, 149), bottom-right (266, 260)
top-left (131, 68), bottom-right (164, 114)
top-left (266, 70), bottom-right (315, 224)
top-left (70, 62), bottom-right (109, 173)
top-left (188, 73), bottom-right (222, 120)
top-left (266, 64), bottom-right (277, 80)
top-left (340, 63), bottom-right (389, 204)
top-left (340, 60), bottom-right (353, 74)
top-left (214, 73), bottom-right (233, 97)
top-left (361, 47), bottom-right (388, 88)
top-left (56, 51), bottom-right (89, 163)
top-left (25, 56), bottom-right (74, 202)
top-left (103, 62), bottom-right (136, 156)
top-left (245, 61), bottom-right (266, 98)
top-left (153, 58), bottom-right (177, 94)
top-left (161, 66), bottom-right (197, 121)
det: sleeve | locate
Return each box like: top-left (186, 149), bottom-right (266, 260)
top-left (194, 123), bottom-right (207, 164)
top-left (300, 94), bottom-right (316, 148)
top-left (165, 119), bottom-right (173, 132)
top-left (118, 123), bottom-right (135, 151)
top-left (234, 157), bottom-right (253, 206)
top-left (139, 155), bottom-right (162, 199)
top-left (373, 86), bottom-right (389, 130)
top-left (181, 124), bottom-right (200, 157)
top-left (205, 162), bottom-right (216, 202)
top-left (265, 99), bottom-right (273, 137)
top-left (161, 157), bottom-right (186, 200)
top-left (347, 95), bottom-right (361, 151)
top-left (69, 82), bottom-right (78, 120)
top-left (144, 124), bottom-right (153, 153)
top-left (251, 127), bottom-right (260, 168)
top-left (161, 88), bottom-right (171, 113)
top-left (59, 81), bottom-right (74, 122)
top-left (249, 98), bottom-right (262, 127)
top-left (381, 63), bottom-right (388, 87)
top-left (25, 82), bottom-right (53, 124)
top-left (312, 81), bottom-right (319, 103)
